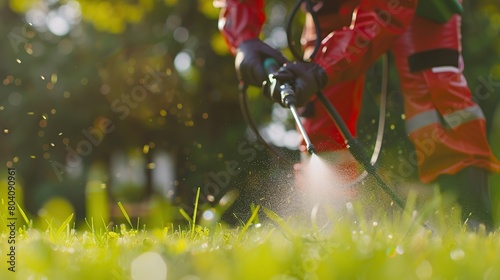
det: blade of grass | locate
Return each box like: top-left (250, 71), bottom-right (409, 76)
top-left (45, 218), bottom-right (55, 242)
top-left (179, 208), bottom-right (193, 223)
top-left (84, 217), bottom-right (94, 234)
top-left (101, 216), bottom-right (109, 233)
top-left (191, 187), bottom-right (201, 238)
top-left (250, 203), bottom-right (260, 224)
top-left (16, 202), bottom-right (31, 227)
top-left (56, 213), bottom-right (74, 238)
top-left (262, 207), bottom-right (295, 238)
top-left (238, 205), bottom-right (260, 239)
top-left (117, 202), bottom-right (133, 228)
top-left (232, 213), bottom-right (245, 227)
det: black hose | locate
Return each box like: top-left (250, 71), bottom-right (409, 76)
top-left (286, 0), bottom-right (322, 61)
top-left (316, 91), bottom-right (406, 210)
top-left (285, 0), bottom-right (304, 61)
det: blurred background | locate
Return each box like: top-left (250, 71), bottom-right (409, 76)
top-left (1, 0), bottom-right (500, 228)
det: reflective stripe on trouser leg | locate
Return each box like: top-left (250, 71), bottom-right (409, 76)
top-left (405, 107), bottom-right (500, 183)
top-left (406, 104), bottom-right (485, 134)
top-left (391, 14), bottom-right (500, 183)
top-left (419, 66), bottom-right (500, 182)
top-left (403, 70), bottom-right (500, 183)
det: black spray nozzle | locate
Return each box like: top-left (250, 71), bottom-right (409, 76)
top-left (307, 144), bottom-right (316, 155)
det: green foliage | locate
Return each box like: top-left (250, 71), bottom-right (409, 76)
top-left (0, 199), bottom-right (499, 279)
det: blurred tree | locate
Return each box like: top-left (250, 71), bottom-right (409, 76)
top-left (0, 0), bottom-right (266, 223)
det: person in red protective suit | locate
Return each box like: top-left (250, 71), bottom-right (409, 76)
top-left (215, 0), bottom-right (500, 230)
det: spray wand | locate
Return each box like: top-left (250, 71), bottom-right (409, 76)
top-left (263, 58), bottom-right (316, 155)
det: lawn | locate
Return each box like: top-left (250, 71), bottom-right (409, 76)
top-left (1, 189), bottom-right (499, 280)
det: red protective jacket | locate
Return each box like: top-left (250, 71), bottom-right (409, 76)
top-left (218, 0), bottom-right (418, 86)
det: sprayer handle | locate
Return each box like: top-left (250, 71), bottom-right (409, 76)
top-left (262, 58), bottom-right (297, 108)
top-left (263, 58), bottom-right (280, 75)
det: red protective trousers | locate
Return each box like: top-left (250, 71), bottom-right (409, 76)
top-left (217, 0), bottom-right (500, 183)
top-left (390, 15), bottom-right (500, 182)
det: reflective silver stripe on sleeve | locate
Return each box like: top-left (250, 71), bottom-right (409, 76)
top-left (442, 104), bottom-right (485, 129)
top-left (405, 109), bottom-right (441, 134)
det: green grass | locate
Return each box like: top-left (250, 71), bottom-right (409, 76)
top-left (1, 191), bottom-right (500, 280)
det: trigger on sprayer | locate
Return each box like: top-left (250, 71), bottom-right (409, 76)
top-left (263, 59), bottom-right (297, 108)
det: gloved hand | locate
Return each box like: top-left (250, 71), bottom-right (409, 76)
top-left (264, 61), bottom-right (328, 107)
top-left (235, 39), bottom-right (288, 87)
